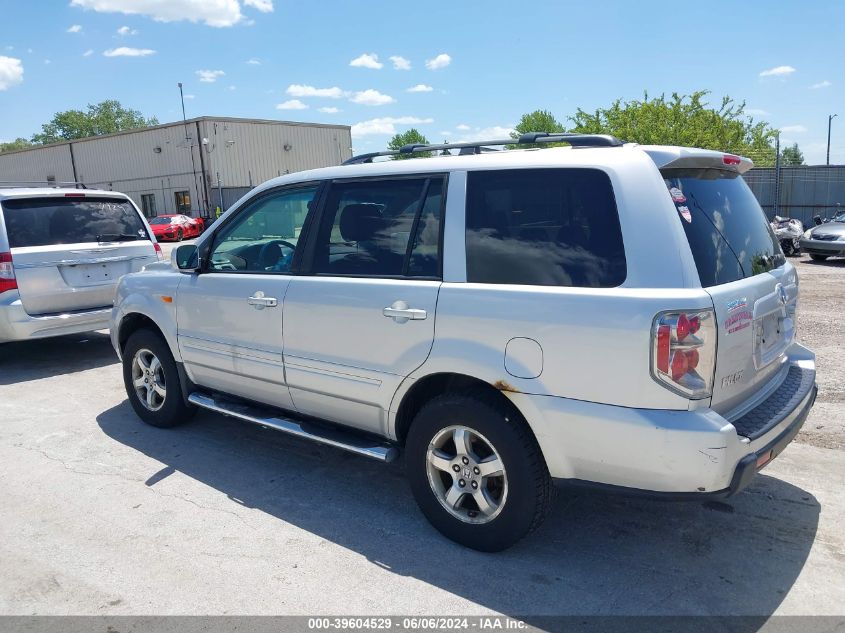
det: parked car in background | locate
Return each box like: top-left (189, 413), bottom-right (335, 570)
top-left (148, 214), bottom-right (201, 242)
top-left (800, 212), bottom-right (845, 261)
top-left (111, 134), bottom-right (816, 551)
top-left (0, 186), bottom-right (161, 343)
top-left (189, 216), bottom-right (207, 235)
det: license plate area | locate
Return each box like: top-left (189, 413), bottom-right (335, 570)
top-left (754, 311), bottom-right (793, 368)
top-left (59, 261), bottom-right (130, 287)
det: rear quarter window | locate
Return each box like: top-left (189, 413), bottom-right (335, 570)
top-left (465, 168), bottom-right (626, 287)
top-left (662, 169), bottom-right (784, 286)
top-left (1, 197), bottom-right (149, 247)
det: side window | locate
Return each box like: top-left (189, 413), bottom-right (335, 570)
top-left (174, 191), bottom-right (191, 213)
top-left (208, 185), bottom-right (319, 273)
top-left (465, 169), bottom-right (626, 287)
top-left (310, 176), bottom-right (444, 277)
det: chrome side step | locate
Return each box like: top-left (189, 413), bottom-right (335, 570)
top-left (187, 392), bottom-right (399, 463)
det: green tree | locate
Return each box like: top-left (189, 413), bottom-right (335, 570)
top-left (509, 109), bottom-right (566, 148)
top-left (780, 142), bottom-right (805, 166)
top-left (388, 128), bottom-right (431, 159)
top-left (568, 91), bottom-right (778, 166)
top-left (0, 138), bottom-right (33, 153)
top-left (31, 100), bottom-right (158, 144)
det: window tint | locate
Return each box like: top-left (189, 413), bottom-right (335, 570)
top-left (662, 169), bottom-right (785, 286)
top-left (2, 197), bottom-right (149, 247)
top-left (311, 176), bottom-right (444, 277)
top-left (465, 169), bottom-right (626, 287)
top-left (208, 185), bottom-right (318, 273)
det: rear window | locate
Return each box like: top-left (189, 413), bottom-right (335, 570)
top-left (465, 168), bottom-right (626, 287)
top-left (662, 169), bottom-right (784, 286)
top-left (1, 197), bottom-right (149, 247)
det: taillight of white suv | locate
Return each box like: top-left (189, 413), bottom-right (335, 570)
top-left (0, 252), bottom-right (16, 294)
top-left (651, 310), bottom-right (716, 399)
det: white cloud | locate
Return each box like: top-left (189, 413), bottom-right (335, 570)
top-left (318, 106), bottom-right (340, 113)
top-left (351, 116), bottom-right (434, 137)
top-left (117, 25), bottom-right (138, 35)
top-left (744, 108), bottom-right (769, 117)
top-left (246, 57), bottom-right (261, 65)
top-left (350, 89), bottom-right (395, 106)
top-left (456, 123), bottom-right (470, 131)
top-left (276, 99), bottom-right (308, 110)
top-left (810, 80), bottom-right (832, 89)
top-left (407, 84), bottom-right (433, 93)
top-left (452, 125), bottom-right (515, 142)
top-left (425, 53), bottom-right (451, 70)
top-left (759, 65), bottom-right (796, 77)
top-left (183, 94), bottom-right (196, 99)
top-left (103, 47), bottom-right (156, 57)
top-left (0, 56), bottom-right (24, 90)
top-left (82, 49), bottom-right (94, 57)
top-left (779, 125), bottom-right (807, 133)
top-left (67, 24), bottom-right (83, 33)
top-left (70, 0), bottom-right (248, 28)
top-left (227, 85), bottom-right (236, 91)
top-left (389, 55), bottom-right (411, 70)
top-left (244, 0), bottom-right (273, 11)
top-left (196, 69), bottom-right (225, 82)
top-left (350, 53), bottom-right (383, 69)
top-left (286, 84), bottom-right (347, 99)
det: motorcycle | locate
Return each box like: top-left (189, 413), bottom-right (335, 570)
top-left (770, 216), bottom-right (804, 257)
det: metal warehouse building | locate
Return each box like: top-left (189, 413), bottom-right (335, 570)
top-left (0, 117), bottom-right (352, 218)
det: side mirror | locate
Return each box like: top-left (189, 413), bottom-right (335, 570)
top-left (173, 244), bottom-right (199, 272)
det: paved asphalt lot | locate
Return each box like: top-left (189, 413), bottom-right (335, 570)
top-left (1, 248), bottom-right (844, 619)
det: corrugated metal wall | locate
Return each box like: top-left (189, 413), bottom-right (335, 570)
top-left (0, 118), bottom-right (352, 217)
top-left (745, 166), bottom-right (845, 224)
top-left (0, 143), bottom-right (76, 184)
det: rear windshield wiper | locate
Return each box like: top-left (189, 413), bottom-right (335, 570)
top-left (97, 233), bottom-right (143, 242)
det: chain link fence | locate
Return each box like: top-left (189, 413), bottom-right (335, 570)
top-left (745, 165), bottom-right (845, 224)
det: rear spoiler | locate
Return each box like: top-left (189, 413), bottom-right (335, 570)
top-left (640, 147), bottom-right (754, 174)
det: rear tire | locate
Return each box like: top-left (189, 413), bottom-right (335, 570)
top-left (122, 328), bottom-right (195, 428)
top-left (406, 392), bottom-right (552, 552)
top-left (810, 254), bottom-right (829, 261)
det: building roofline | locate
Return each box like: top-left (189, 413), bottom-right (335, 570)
top-left (0, 116), bottom-right (351, 157)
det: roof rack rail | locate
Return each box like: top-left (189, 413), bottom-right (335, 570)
top-left (0, 181), bottom-right (88, 189)
top-left (343, 132), bottom-right (624, 165)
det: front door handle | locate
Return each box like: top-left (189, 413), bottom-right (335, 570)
top-left (383, 300), bottom-right (427, 323)
top-left (247, 291), bottom-right (278, 309)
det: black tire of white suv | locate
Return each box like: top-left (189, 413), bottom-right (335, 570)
top-left (122, 328), bottom-right (196, 428)
top-left (406, 392), bottom-right (552, 552)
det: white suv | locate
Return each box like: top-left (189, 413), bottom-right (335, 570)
top-left (110, 134), bottom-right (817, 551)
top-left (0, 186), bottom-right (161, 343)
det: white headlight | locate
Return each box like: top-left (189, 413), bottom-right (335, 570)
top-left (803, 229), bottom-right (813, 239)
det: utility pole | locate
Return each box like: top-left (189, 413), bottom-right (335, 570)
top-left (828, 114), bottom-right (838, 165)
top-left (774, 133), bottom-right (781, 216)
top-left (217, 172), bottom-right (224, 216)
top-left (178, 82), bottom-right (202, 217)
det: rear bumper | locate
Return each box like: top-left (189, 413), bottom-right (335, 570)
top-left (799, 238), bottom-right (845, 256)
top-left (0, 291), bottom-right (111, 342)
top-left (514, 344), bottom-right (816, 497)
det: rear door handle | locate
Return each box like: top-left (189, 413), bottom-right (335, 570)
top-left (383, 300), bottom-right (427, 322)
top-left (248, 291), bottom-right (278, 309)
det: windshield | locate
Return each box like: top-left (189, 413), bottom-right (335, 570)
top-left (1, 197), bottom-right (149, 247)
top-left (149, 216), bottom-right (175, 225)
top-left (662, 168), bottom-right (785, 286)
top-left (834, 213), bottom-right (845, 223)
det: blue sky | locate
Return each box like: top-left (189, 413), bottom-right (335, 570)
top-left (1, 0), bottom-right (842, 164)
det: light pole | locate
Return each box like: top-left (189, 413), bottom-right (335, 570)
top-left (178, 82), bottom-right (202, 217)
top-left (828, 114), bottom-right (838, 165)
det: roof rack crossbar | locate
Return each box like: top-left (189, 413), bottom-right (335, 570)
top-left (343, 133), bottom-right (624, 165)
top-left (0, 180), bottom-right (88, 189)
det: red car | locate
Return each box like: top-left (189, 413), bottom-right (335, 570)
top-left (148, 214), bottom-right (201, 241)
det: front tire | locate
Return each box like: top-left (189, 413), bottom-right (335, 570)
top-left (122, 328), bottom-right (195, 428)
top-left (406, 392), bottom-right (552, 552)
top-left (176, 229), bottom-right (184, 242)
top-left (810, 254), bottom-right (829, 261)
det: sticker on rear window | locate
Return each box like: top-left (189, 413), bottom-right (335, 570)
top-left (678, 205), bottom-right (692, 223)
top-left (669, 187), bottom-right (687, 203)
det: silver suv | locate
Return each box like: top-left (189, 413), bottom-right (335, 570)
top-left (110, 134), bottom-right (817, 551)
top-left (0, 185), bottom-right (160, 343)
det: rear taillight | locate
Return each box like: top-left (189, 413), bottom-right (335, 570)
top-left (723, 154), bottom-right (742, 166)
top-left (0, 252), bottom-right (17, 294)
top-left (652, 309), bottom-right (716, 399)
top-left (153, 242), bottom-right (164, 261)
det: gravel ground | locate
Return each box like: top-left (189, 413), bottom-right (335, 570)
top-left (0, 249), bottom-right (843, 620)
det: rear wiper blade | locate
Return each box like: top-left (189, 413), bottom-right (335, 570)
top-left (97, 233), bottom-right (142, 242)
